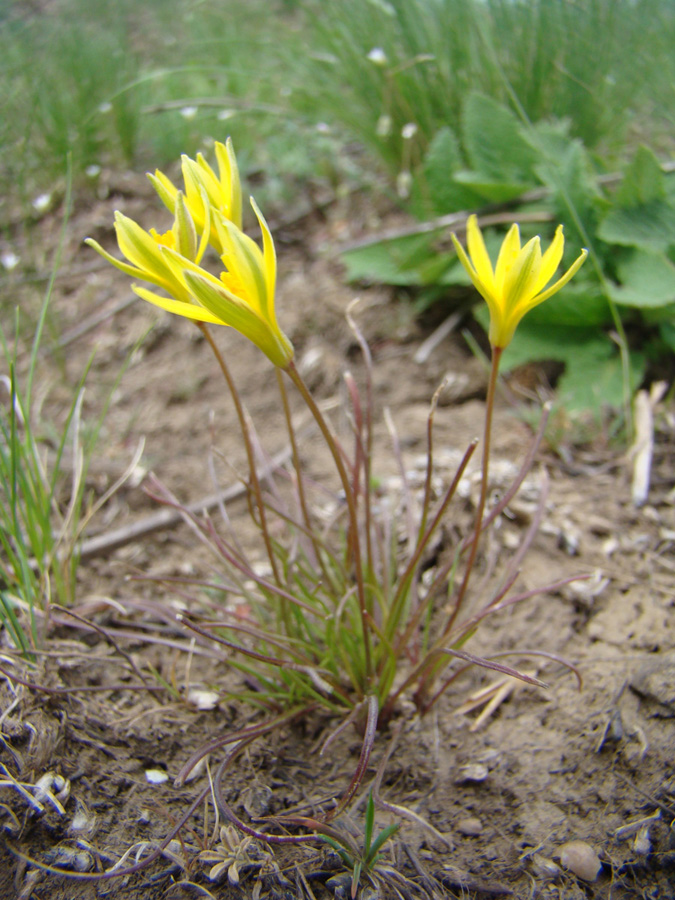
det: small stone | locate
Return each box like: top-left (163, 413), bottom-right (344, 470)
top-left (559, 840), bottom-right (602, 881)
top-left (187, 688), bottom-right (219, 711)
top-left (454, 763), bottom-right (489, 784)
top-left (145, 768), bottom-right (168, 784)
top-left (530, 853), bottom-right (562, 878)
top-left (634, 825), bottom-right (652, 856)
top-left (456, 816), bottom-right (483, 836)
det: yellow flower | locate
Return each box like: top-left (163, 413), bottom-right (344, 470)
top-left (86, 140), bottom-right (292, 367)
top-left (85, 191), bottom-right (206, 305)
top-left (149, 138), bottom-right (242, 254)
top-left (126, 198), bottom-right (293, 368)
top-left (451, 215), bottom-right (588, 349)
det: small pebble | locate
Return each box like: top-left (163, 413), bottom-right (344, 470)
top-left (457, 816), bottom-right (483, 836)
top-left (559, 840), bottom-right (602, 881)
top-left (145, 768), bottom-right (168, 784)
top-left (454, 763), bottom-right (488, 784)
top-left (187, 688), bottom-right (219, 710)
top-left (634, 825), bottom-right (652, 856)
top-left (530, 853), bottom-right (562, 878)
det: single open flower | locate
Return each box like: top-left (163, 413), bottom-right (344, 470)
top-left (149, 137), bottom-right (242, 254)
top-left (452, 215), bottom-right (588, 348)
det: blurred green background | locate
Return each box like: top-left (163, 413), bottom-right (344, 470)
top-left (1, 0), bottom-right (674, 418)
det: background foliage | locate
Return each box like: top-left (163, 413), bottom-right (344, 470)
top-left (1, 0), bottom-right (674, 416)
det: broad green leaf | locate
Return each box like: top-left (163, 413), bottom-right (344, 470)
top-left (452, 170), bottom-right (530, 203)
top-left (492, 321), bottom-right (643, 414)
top-left (523, 119), bottom-right (574, 161)
top-left (611, 250), bottom-right (675, 307)
top-left (412, 126), bottom-right (483, 216)
top-left (598, 199), bottom-right (675, 252)
top-left (615, 146), bottom-right (665, 207)
top-left (641, 302), bottom-right (675, 324)
top-left (519, 281), bottom-right (613, 327)
top-left (556, 345), bottom-right (644, 413)
top-left (497, 322), bottom-right (612, 370)
top-left (462, 92), bottom-right (538, 183)
top-left (659, 321), bottom-right (675, 352)
top-left (341, 234), bottom-right (436, 285)
top-left (534, 138), bottom-right (600, 230)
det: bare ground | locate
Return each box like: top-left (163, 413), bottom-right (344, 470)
top-left (1, 175), bottom-right (674, 899)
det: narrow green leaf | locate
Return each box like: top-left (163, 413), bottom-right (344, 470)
top-left (363, 792), bottom-right (375, 859)
top-left (366, 823), bottom-right (400, 865)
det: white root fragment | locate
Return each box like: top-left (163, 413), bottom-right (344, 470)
top-left (631, 382), bottom-right (667, 508)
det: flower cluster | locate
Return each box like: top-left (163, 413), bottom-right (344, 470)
top-left (86, 138), bottom-right (294, 368)
top-left (87, 139), bottom-right (587, 366)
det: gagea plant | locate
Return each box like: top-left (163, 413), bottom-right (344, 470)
top-left (87, 140), bottom-right (587, 821)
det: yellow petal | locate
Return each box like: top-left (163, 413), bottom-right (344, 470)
top-left (466, 215), bottom-right (496, 295)
top-left (114, 213), bottom-right (171, 277)
top-left (148, 170), bottom-right (178, 214)
top-left (533, 225), bottom-right (564, 294)
top-left (217, 216), bottom-right (267, 316)
top-left (451, 232), bottom-right (493, 302)
top-left (528, 248), bottom-right (589, 306)
top-left (216, 138), bottom-right (243, 229)
top-left (131, 284), bottom-right (224, 324)
top-left (181, 156), bottom-right (208, 231)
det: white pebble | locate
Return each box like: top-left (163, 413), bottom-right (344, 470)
top-left (145, 768), bottom-right (169, 784)
top-left (559, 840), bottom-right (602, 881)
top-left (456, 816), bottom-right (483, 836)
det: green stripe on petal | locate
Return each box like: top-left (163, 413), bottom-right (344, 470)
top-left (219, 220), bottom-right (267, 317)
top-left (85, 238), bottom-right (150, 282)
top-left (184, 270), bottom-right (293, 367)
top-left (494, 224), bottom-right (522, 293)
top-left (503, 237), bottom-right (541, 308)
top-left (148, 170), bottom-right (178, 215)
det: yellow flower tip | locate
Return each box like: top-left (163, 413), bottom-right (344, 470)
top-left (148, 169), bottom-right (178, 214)
top-left (183, 267), bottom-right (294, 368)
top-left (452, 215), bottom-right (588, 349)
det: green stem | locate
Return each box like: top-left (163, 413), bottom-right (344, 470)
top-left (275, 369), bottom-right (331, 586)
top-left (199, 323), bottom-right (280, 586)
top-left (285, 360), bottom-right (373, 685)
top-left (440, 345), bottom-right (502, 640)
